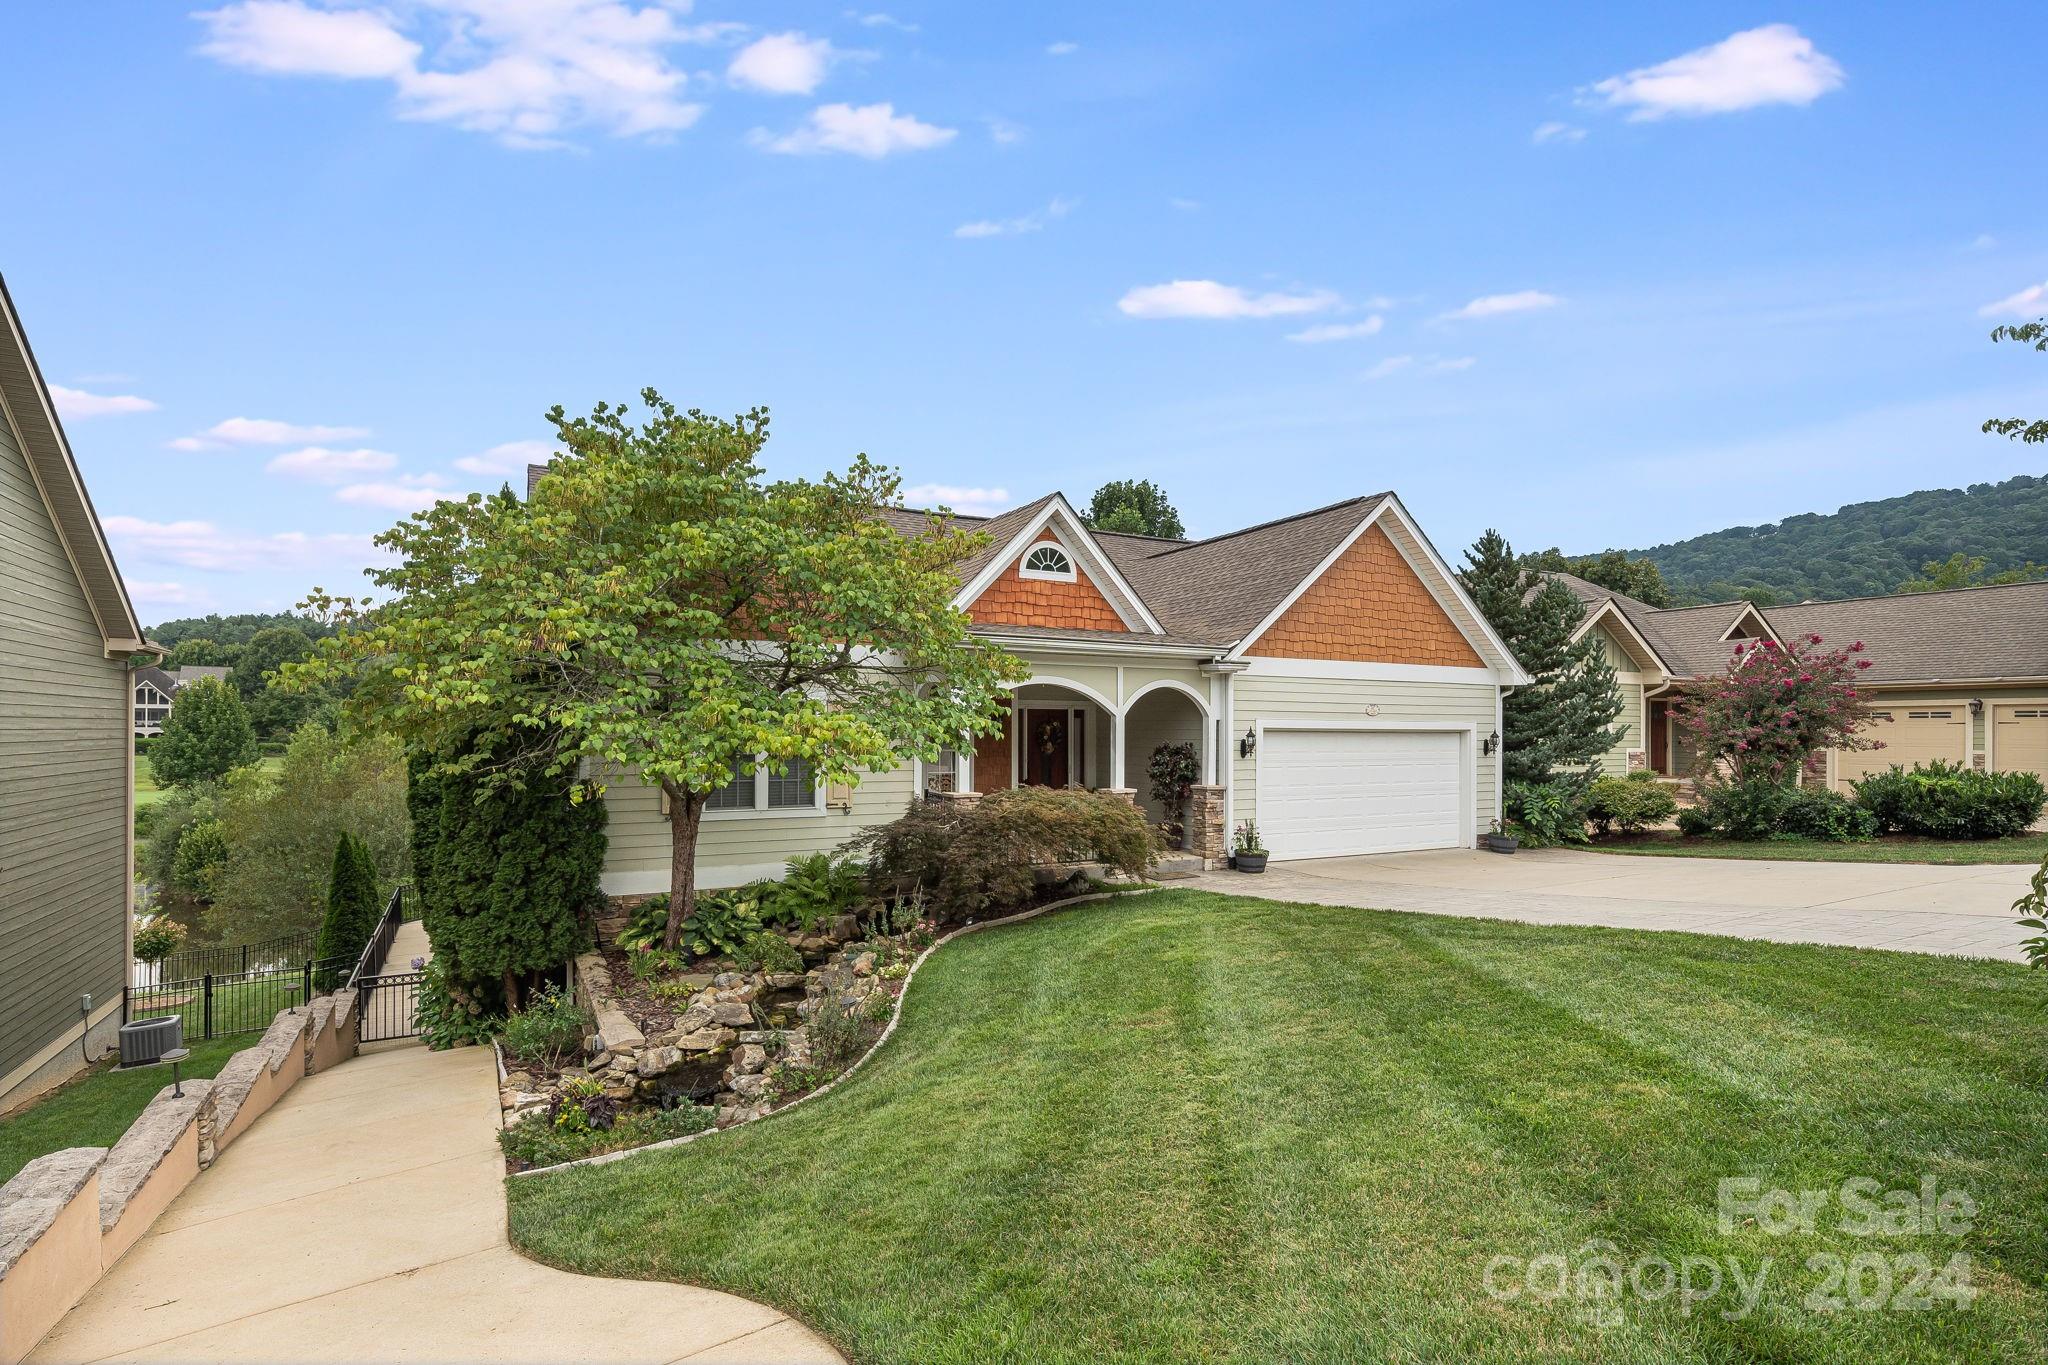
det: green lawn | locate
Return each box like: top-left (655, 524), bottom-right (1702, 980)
top-left (1589, 831), bottom-right (2048, 866)
top-left (0, 1036), bottom-right (243, 1184)
top-left (508, 891), bottom-right (2048, 1364)
top-left (134, 753), bottom-right (282, 809)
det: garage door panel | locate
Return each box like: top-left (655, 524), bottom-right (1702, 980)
top-left (1262, 729), bottom-right (1464, 859)
top-left (1836, 708), bottom-right (1967, 788)
top-left (1993, 706), bottom-right (2048, 777)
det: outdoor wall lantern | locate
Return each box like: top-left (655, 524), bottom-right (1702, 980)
top-left (1969, 698), bottom-right (1985, 718)
top-left (1239, 725), bottom-right (1257, 759)
top-left (1483, 730), bottom-right (1501, 755)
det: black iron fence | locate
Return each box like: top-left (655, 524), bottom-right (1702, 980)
top-left (126, 955), bottom-right (354, 1042)
top-left (123, 883), bottom-right (415, 1044)
top-left (132, 929), bottom-right (317, 988)
top-left (357, 972), bottom-right (424, 1043)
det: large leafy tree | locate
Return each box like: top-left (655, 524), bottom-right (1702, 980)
top-left (1896, 551), bottom-right (2045, 594)
top-left (1462, 530), bottom-right (1627, 784)
top-left (291, 392), bottom-right (1023, 951)
top-left (148, 676), bottom-right (259, 788)
top-left (1084, 479), bottom-right (1185, 538)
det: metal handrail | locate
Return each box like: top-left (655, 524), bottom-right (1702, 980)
top-left (347, 884), bottom-right (411, 990)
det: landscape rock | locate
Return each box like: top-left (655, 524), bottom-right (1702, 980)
top-left (636, 1046), bottom-right (683, 1078)
top-left (710, 1002), bottom-right (753, 1027)
top-left (733, 1044), bottom-right (767, 1075)
top-left (851, 952), bottom-right (877, 977)
top-left (730, 1073), bottom-right (770, 1102)
top-left (675, 1027), bottom-right (737, 1052)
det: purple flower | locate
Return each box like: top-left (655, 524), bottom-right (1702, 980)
top-left (411, 956), bottom-right (426, 971)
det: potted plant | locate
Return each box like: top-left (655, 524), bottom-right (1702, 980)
top-left (1481, 820), bottom-right (1519, 854)
top-left (1232, 822), bottom-right (1268, 873)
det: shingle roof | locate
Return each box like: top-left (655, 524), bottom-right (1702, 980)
top-left (1106, 496), bottom-right (1390, 644)
top-left (1623, 602), bottom-right (1760, 678)
top-left (1765, 580), bottom-right (2048, 683)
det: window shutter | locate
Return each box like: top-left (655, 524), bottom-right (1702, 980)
top-left (826, 780), bottom-right (853, 811)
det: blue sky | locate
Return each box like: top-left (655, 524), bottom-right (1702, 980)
top-left (5, 2), bottom-right (2045, 623)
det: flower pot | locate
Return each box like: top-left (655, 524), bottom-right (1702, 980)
top-left (1481, 833), bottom-right (1518, 854)
top-left (1234, 852), bottom-right (1268, 873)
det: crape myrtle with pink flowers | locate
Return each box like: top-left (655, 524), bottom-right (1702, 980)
top-left (1679, 633), bottom-right (1879, 784)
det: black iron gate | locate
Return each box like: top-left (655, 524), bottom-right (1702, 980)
top-left (356, 971), bottom-right (423, 1043)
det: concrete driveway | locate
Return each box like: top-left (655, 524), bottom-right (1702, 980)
top-left (1194, 848), bottom-right (2039, 961)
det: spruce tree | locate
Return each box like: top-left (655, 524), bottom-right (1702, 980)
top-left (1462, 530), bottom-right (1627, 785)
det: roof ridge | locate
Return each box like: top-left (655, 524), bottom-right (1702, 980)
top-left (1143, 493), bottom-right (1388, 559)
top-left (1770, 578), bottom-right (2048, 610)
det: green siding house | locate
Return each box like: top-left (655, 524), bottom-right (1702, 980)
top-left (0, 278), bottom-right (157, 1111)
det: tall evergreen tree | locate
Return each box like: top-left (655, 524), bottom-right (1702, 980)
top-left (1462, 530), bottom-right (1627, 784)
top-left (315, 832), bottom-right (381, 984)
top-left (408, 746), bottom-right (604, 1009)
top-left (1084, 479), bottom-right (1186, 538)
top-left (148, 676), bottom-right (260, 788)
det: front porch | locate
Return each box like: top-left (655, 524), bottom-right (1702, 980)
top-left (930, 677), bottom-right (1229, 860)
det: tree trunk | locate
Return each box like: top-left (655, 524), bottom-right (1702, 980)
top-left (663, 782), bottom-right (704, 953)
top-left (502, 968), bottom-right (520, 1012)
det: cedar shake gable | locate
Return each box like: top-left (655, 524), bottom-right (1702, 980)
top-left (1245, 523), bottom-right (1484, 666)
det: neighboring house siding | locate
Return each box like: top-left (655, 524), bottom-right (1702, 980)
top-left (1823, 684), bottom-right (2048, 792)
top-left (1230, 672), bottom-right (1500, 837)
top-left (0, 415), bottom-right (129, 1095)
top-left (1246, 526), bottom-right (1483, 667)
top-left (1587, 626), bottom-right (1647, 777)
top-left (969, 542), bottom-right (1125, 631)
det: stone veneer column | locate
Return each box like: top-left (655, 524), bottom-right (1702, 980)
top-left (1185, 785), bottom-right (1226, 862)
top-left (1100, 787), bottom-right (1138, 806)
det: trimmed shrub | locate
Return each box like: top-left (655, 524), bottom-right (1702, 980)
top-left (1690, 777), bottom-right (1795, 841)
top-left (1853, 762), bottom-right (2048, 840)
top-left (848, 787), bottom-right (1156, 921)
top-left (1777, 788), bottom-right (1878, 842)
top-left (1504, 778), bottom-right (1591, 847)
top-left (1586, 772), bottom-right (1679, 835)
top-left (1675, 806), bottom-right (1714, 838)
top-left (133, 917), bottom-right (185, 965)
top-left (409, 747), bottom-right (606, 1009)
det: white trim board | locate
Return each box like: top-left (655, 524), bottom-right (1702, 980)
top-left (1236, 658), bottom-right (1497, 685)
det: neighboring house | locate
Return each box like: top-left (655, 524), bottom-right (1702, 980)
top-left (0, 277), bottom-right (159, 1110)
top-left (525, 466), bottom-right (1533, 894)
top-left (1553, 573), bottom-right (2048, 792)
top-left (132, 663), bottom-right (232, 736)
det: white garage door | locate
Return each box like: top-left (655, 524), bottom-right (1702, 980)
top-left (1835, 707), bottom-right (1968, 790)
top-left (1260, 727), bottom-right (1465, 860)
top-left (1993, 706), bottom-right (2048, 778)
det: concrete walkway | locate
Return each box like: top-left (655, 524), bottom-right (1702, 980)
top-left (1196, 847), bottom-right (2038, 961)
top-left (32, 1012), bottom-right (841, 1362)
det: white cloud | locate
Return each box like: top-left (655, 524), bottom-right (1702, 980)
top-left (1441, 290), bottom-right (1560, 321)
top-left (729, 32), bottom-right (836, 96)
top-left (170, 416), bottom-right (372, 450)
top-left (335, 473), bottom-right (455, 512)
top-left (454, 438), bottom-right (557, 477)
top-left (752, 102), bottom-right (955, 157)
top-left (1532, 120), bottom-right (1585, 145)
top-left (1117, 280), bottom-right (1339, 320)
top-left (1583, 24), bottom-right (1844, 121)
top-left (105, 515), bottom-right (376, 574)
top-left (195, 0), bottom-right (419, 78)
top-left (1967, 234), bottom-right (1997, 252)
top-left (953, 196), bottom-right (1075, 239)
top-left (1979, 282), bottom-right (2048, 318)
top-left (1285, 317), bottom-right (1385, 344)
top-left (50, 384), bottom-right (158, 418)
top-left (901, 483), bottom-right (1011, 516)
top-left (127, 580), bottom-right (217, 616)
top-left (983, 117), bottom-right (1025, 145)
top-left (264, 445), bottom-right (400, 482)
top-left (1045, 41), bottom-right (1078, 56)
top-left (847, 12), bottom-right (918, 34)
top-left (1168, 197), bottom-right (1200, 212)
top-left (1363, 354), bottom-right (1472, 380)
top-left (194, 0), bottom-right (720, 148)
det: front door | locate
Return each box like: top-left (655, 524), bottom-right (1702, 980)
top-left (1649, 699), bottom-right (1669, 774)
top-left (1021, 708), bottom-right (1070, 788)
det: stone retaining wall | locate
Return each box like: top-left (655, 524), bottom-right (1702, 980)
top-left (0, 991), bottom-right (361, 1365)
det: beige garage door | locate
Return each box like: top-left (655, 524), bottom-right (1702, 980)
top-left (1993, 706), bottom-right (2048, 778)
top-left (1836, 707), bottom-right (1968, 790)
